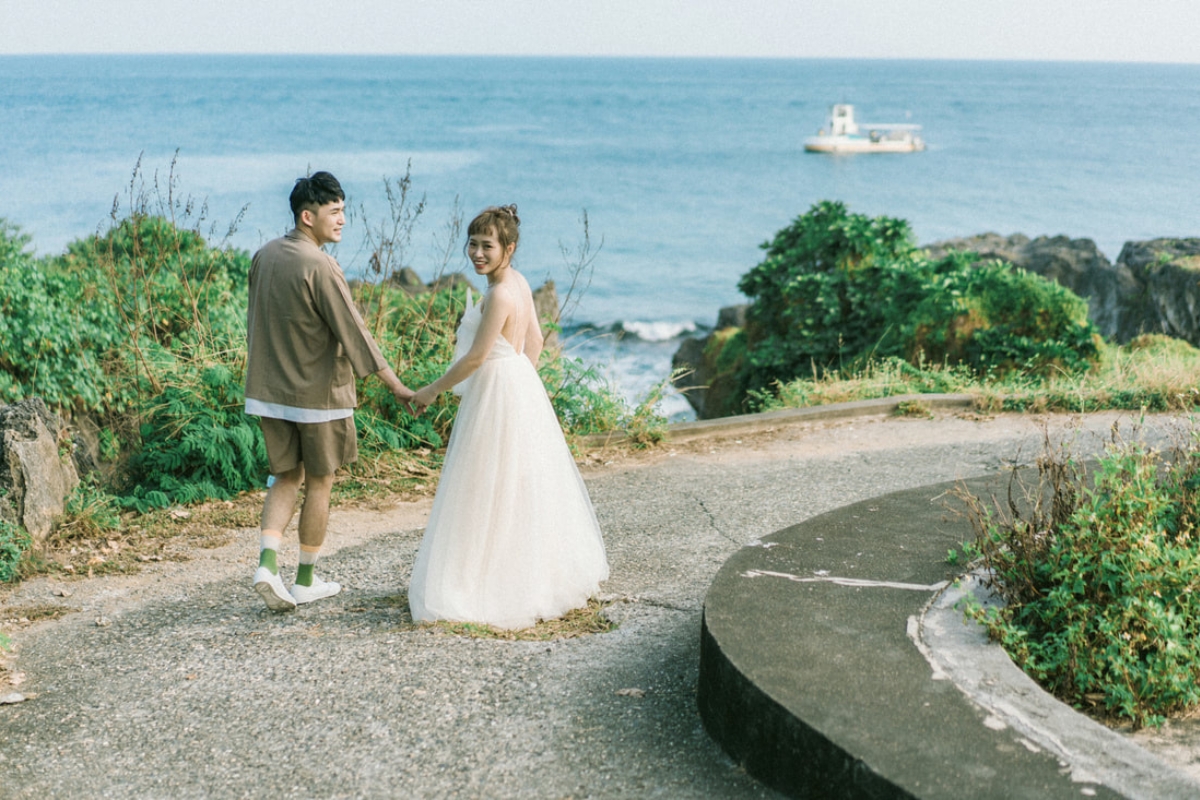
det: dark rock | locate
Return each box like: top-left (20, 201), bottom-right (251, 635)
top-left (64, 411), bottom-right (107, 480)
top-left (716, 304), bottom-right (750, 330)
top-left (387, 267), bottom-right (428, 294)
top-left (532, 280), bottom-right (560, 352)
top-left (924, 233), bottom-right (1200, 346)
top-left (671, 337), bottom-right (710, 417)
top-left (1115, 239), bottom-right (1200, 344)
top-left (427, 272), bottom-right (474, 293)
top-left (671, 307), bottom-right (748, 419)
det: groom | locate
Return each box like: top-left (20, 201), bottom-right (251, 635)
top-left (245, 171), bottom-right (415, 611)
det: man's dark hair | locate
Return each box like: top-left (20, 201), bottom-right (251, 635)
top-left (289, 171), bottom-right (345, 223)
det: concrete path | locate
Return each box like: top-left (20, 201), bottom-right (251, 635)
top-left (0, 406), bottom-right (1192, 798)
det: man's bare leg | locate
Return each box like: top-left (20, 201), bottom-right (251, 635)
top-left (292, 472), bottom-right (341, 602)
top-left (253, 466), bottom-right (304, 611)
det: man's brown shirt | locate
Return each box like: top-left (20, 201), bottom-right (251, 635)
top-left (245, 230), bottom-right (388, 412)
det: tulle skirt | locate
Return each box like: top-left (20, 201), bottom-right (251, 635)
top-left (407, 348), bottom-right (609, 629)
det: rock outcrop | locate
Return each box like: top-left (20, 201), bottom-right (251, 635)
top-left (0, 398), bottom-right (79, 544)
top-left (670, 336), bottom-right (711, 417)
top-left (671, 315), bottom-right (747, 420)
top-left (924, 234), bottom-right (1140, 341)
top-left (1115, 239), bottom-right (1200, 345)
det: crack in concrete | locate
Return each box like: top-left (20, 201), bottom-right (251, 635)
top-left (691, 494), bottom-right (741, 546)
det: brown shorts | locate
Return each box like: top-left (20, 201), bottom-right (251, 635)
top-left (259, 416), bottom-right (358, 477)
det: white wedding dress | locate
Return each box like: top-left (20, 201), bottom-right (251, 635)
top-left (408, 289), bottom-right (609, 629)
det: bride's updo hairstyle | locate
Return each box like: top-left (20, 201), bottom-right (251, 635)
top-left (467, 205), bottom-right (520, 254)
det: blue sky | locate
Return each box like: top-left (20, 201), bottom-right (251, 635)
top-left (3, 0), bottom-right (1198, 62)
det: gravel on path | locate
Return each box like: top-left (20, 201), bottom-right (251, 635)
top-left (0, 409), bottom-right (1191, 798)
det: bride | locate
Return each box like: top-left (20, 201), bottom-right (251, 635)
top-left (408, 205), bottom-right (609, 629)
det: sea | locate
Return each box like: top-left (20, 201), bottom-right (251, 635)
top-left (2, 55), bottom-right (1199, 420)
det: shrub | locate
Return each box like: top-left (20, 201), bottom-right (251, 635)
top-left (0, 175), bottom-right (654, 515)
top-left (119, 363), bottom-right (267, 511)
top-left (959, 424), bottom-right (1200, 728)
top-left (730, 202), bottom-right (1101, 414)
top-left (737, 200), bottom-right (920, 392)
top-left (906, 255), bottom-right (1098, 375)
top-left (56, 475), bottom-right (123, 540)
top-left (0, 221), bottom-right (114, 411)
top-left (0, 495), bottom-right (30, 583)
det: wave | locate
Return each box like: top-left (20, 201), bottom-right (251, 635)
top-left (565, 320), bottom-right (707, 343)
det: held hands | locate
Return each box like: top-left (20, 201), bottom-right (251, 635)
top-left (411, 385), bottom-right (438, 415)
top-left (392, 383), bottom-right (417, 415)
top-left (378, 366), bottom-right (417, 415)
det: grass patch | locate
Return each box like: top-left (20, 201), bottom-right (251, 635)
top-left (427, 598), bottom-right (617, 641)
top-left (1, 603), bottom-right (78, 625)
top-left (895, 399), bottom-right (934, 419)
top-left (332, 448), bottom-right (443, 506)
top-left (756, 336), bottom-right (1200, 415)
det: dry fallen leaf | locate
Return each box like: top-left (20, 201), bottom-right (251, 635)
top-left (614, 687), bottom-right (646, 698)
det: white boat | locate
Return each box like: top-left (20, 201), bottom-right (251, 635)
top-left (803, 104), bottom-right (925, 154)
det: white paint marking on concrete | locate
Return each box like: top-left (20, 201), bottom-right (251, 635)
top-left (907, 615), bottom-right (949, 680)
top-left (740, 569), bottom-right (949, 593)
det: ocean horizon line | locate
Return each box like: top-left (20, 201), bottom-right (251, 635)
top-left (3, 53), bottom-right (1199, 68)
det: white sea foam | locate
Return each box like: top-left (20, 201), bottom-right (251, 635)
top-left (618, 320), bottom-right (698, 342)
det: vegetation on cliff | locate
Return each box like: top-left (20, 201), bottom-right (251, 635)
top-left (692, 201), bottom-right (1197, 418)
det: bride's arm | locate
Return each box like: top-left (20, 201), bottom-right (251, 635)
top-left (523, 301), bottom-right (544, 366)
top-left (413, 288), bottom-right (513, 407)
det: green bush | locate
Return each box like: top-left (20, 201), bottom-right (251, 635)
top-left (55, 214), bottom-right (250, 352)
top-left (0, 222), bottom-right (115, 411)
top-left (737, 200), bottom-right (921, 393)
top-left (906, 254), bottom-right (1098, 375)
top-left (58, 475), bottom-right (123, 540)
top-left (0, 206), bottom-right (652, 512)
top-left (119, 363), bottom-right (267, 511)
top-left (351, 282), bottom-right (465, 467)
top-left (729, 202), bottom-right (1100, 414)
top-left (960, 426), bottom-right (1200, 728)
top-left (0, 501), bottom-right (30, 583)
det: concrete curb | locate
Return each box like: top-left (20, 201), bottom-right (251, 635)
top-left (579, 394), bottom-right (976, 449)
top-left (697, 473), bottom-right (1200, 799)
top-left (920, 574), bottom-right (1200, 799)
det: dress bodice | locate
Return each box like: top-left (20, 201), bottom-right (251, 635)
top-left (452, 289), bottom-right (518, 396)
top-left (455, 289), bottom-right (520, 362)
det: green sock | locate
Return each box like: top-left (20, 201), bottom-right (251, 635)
top-left (296, 547), bottom-right (319, 586)
top-left (258, 547), bottom-right (279, 574)
top-left (258, 533), bottom-right (282, 574)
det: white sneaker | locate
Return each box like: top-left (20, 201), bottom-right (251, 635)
top-left (253, 566), bottom-right (297, 611)
top-left (290, 575), bottom-right (342, 605)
